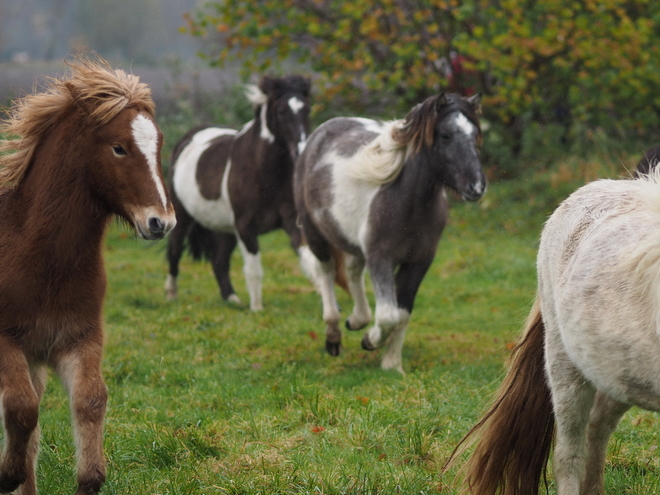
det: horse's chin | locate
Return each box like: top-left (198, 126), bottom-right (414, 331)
top-left (134, 223), bottom-right (165, 240)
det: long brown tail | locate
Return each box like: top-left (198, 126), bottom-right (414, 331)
top-left (445, 297), bottom-right (555, 495)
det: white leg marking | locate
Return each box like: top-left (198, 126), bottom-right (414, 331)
top-left (164, 274), bottom-right (177, 300)
top-left (227, 294), bottom-right (242, 304)
top-left (131, 114), bottom-right (168, 209)
top-left (367, 302), bottom-right (402, 348)
top-left (238, 240), bottom-right (264, 311)
top-left (259, 104), bottom-right (275, 143)
top-left (380, 310), bottom-right (410, 374)
top-left (298, 245), bottom-right (323, 291)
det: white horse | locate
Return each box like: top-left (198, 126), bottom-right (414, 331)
top-left (449, 172), bottom-right (660, 494)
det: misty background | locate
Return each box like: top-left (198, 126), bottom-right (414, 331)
top-left (0, 0), bottom-right (239, 110)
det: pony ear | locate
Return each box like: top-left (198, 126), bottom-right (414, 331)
top-left (467, 92), bottom-right (482, 113)
top-left (258, 76), bottom-right (278, 98)
top-left (301, 77), bottom-right (312, 97)
top-left (435, 92), bottom-right (448, 112)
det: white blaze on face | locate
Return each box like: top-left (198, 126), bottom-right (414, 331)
top-left (259, 104), bottom-right (275, 143)
top-left (131, 114), bottom-right (167, 209)
top-left (288, 97), bottom-right (307, 154)
top-left (288, 96), bottom-right (304, 114)
top-left (454, 112), bottom-right (476, 137)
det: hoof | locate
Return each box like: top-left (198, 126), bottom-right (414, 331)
top-left (361, 335), bottom-right (377, 351)
top-left (226, 294), bottom-right (242, 305)
top-left (345, 318), bottom-right (368, 331)
top-left (325, 341), bottom-right (341, 356)
top-left (0, 473), bottom-right (23, 493)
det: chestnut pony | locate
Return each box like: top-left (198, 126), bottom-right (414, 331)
top-left (0, 58), bottom-right (175, 494)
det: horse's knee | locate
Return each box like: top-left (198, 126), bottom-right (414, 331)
top-left (73, 380), bottom-right (108, 424)
top-left (3, 390), bottom-right (39, 438)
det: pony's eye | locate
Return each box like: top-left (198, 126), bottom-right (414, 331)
top-left (440, 133), bottom-right (451, 141)
top-left (112, 145), bottom-right (127, 157)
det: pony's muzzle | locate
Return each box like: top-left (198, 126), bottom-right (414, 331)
top-left (133, 209), bottom-right (177, 240)
top-left (462, 180), bottom-right (487, 202)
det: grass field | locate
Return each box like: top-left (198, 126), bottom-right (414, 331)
top-left (32, 163), bottom-right (660, 494)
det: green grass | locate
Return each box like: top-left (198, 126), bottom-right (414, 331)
top-left (28, 165), bottom-right (660, 494)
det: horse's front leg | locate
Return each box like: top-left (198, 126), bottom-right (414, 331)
top-left (17, 366), bottom-right (48, 495)
top-left (236, 235), bottom-right (263, 311)
top-left (56, 340), bottom-right (108, 495)
top-left (0, 337), bottom-right (40, 493)
top-left (377, 260), bottom-right (434, 372)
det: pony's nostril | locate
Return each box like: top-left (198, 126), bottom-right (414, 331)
top-left (148, 216), bottom-right (164, 234)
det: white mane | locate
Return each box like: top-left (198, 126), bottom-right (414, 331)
top-left (244, 84), bottom-right (268, 106)
top-left (622, 169), bottom-right (660, 299)
top-left (345, 120), bottom-right (411, 184)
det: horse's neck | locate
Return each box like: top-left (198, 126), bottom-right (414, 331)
top-left (397, 153), bottom-right (444, 202)
top-left (242, 124), bottom-right (291, 176)
top-left (10, 148), bottom-right (109, 268)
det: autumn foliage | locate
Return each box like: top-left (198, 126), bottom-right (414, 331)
top-left (184, 0), bottom-right (660, 165)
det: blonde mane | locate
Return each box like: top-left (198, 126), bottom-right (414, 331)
top-left (345, 120), bottom-right (410, 185)
top-left (0, 56), bottom-right (155, 187)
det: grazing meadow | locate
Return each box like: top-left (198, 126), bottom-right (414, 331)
top-left (27, 138), bottom-right (660, 494)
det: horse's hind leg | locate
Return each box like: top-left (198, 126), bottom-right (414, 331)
top-left (344, 254), bottom-right (371, 331)
top-left (211, 232), bottom-right (241, 304)
top-left (56, 341), bottom-right (108, 495)
top-left (0, 338), bottom-right (40, 493)
top-left (580, 392), bottom-right (630, 495)
top-left (546, 332), bottom-right (596, 495)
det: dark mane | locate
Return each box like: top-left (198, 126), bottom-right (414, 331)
top-left (259, 75), bottom-right (311, 99)
top-left (393, 93), bottom-right (481, 153)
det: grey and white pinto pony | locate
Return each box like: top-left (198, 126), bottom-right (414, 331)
top-left (449, 173), bottom-right (660, 494)
top-left (165, 75), bottom-right (311, 310)
top-left (294, 92), bottom-right (485, 373)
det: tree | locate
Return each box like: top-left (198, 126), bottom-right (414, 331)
top-left (185, 0), bottom-right (660, 170)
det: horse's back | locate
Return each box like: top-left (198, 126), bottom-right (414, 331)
top-left (539, 177), bottom-right (660, 409)
top-left (295, 117), bottom-right (385, 253)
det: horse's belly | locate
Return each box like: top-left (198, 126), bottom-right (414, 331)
top-left (173, 128), bottom-right (236, 232)
top-left (553, 223), bottom-right (660, 410)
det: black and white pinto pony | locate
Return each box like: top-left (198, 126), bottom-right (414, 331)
top-left (448, 172), bottom-right (660, 494)
top-left (294, 92), bottom-right (485, 373)
top-left (165, 76), bottom-right (311, 310)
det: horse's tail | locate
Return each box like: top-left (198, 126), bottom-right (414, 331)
top-left (445, 296), bottom-right (554, 495)
top-left (187, 223), bottom-right (216, 262)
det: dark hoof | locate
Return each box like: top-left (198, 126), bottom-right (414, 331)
top-left (325, 341), bottom-right (341, 356)
top-left (0, 473), bottom-right (23, 493)
top-left (361, 335), bottom-right (376, 351)
top-left (75, 474), bottom-right (105, 495)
